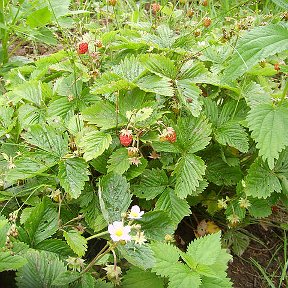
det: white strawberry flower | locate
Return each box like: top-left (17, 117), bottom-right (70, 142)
top-left (128, 205), bottom-right (144, 220)
top-left (108, 221), bottom-right (131, 242)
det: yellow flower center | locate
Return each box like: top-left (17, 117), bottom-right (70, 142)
top-left (115, 229), bottom-right (123, 237)
top-left (130, 211), bottom-right (138, 218)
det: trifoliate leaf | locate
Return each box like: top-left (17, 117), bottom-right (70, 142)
top-left (78, 130), bottom-right (112, 162)
top-left (63, 230), bottom-right (87, 257)
top-left (155, 188), bottom-right (191, 226)
top-left (58, 157), bottom-right (89, 199)
top-left (174, 154), bottom-right (206, 199)
top-left (247, 103), bottom-right (288, 169)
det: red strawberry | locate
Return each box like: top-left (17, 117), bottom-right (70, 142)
top-left (165, 127), bottom-right (177, 143)
top-left (78, 42), bottom-right (88, 54)
top-left (119, 129), bottom-right (133, 147)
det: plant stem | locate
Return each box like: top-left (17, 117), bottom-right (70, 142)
top-left (86, 230), bottom-right (109, 241)
top-left (81, 243), bottom-right (111, 274)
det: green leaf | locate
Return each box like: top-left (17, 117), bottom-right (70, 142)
top-left (122, 267), bottom-right (164, 288)
top-left (99, 173), bottom-right (131, 222)
top-left (139, 211), bottom-right (174, 241)
top-left (168, 264), bottom-right (202, 288)
top-left (27, 6), bottom-right (52, 28)
top-left (155, 188), bottom-right (191, 226)
top-left (16, 250), bottom-right (66, 288)
top-left (223, 230), bottom-right (250, 257)
top-left (52, 271), bottom-right (80, 286)
top-left (35, 239), bottom-right (74, 257)
top-left (24, 197), bottom-right (58, 246)
top-left (5, 81), bottom-right (43, 106)
top-left (0, 251), bottom-right (27, 272)
top-left (23, 124), bottom-right (68, 158)
top-left (247, 103), bottom-right (288, 169)
top-left (178, 61), bottom-right (208, 81)
top-left (248, 198), bottom-right (272, 218)
top-left (107, 148), bottom-right (130, 175)
top-left (140, 54), bottom-right (177, 79)
top-left (186, 232), bottom-right (222, 266)
top-left (113, 55), bottom-right (145, 82)
top-left (240, 81), bottom-right (271, 108)
top-left (126, 158), bottom-right (148, 180)
top-left (271, 0), bottom-right (288, 9)
top-left (177, 79), bottom-right (203, 117)
top-left (58, 157), bottom-right (89, 199)
top-left (63, 230), bottom-right (87, 257)
top-left (79, 184), bottom-right (107, 232)
top-left (78, 130), bottom-right (112, 161)
top-left (244, 158), bottom-right (282, 198)
top-left (48, 97), bottom-right (74, 118)
top-left (82, 101), bottom-right (126, 130)
top-left (214, 121), bottom-right (249, 153)
top-left (118, 242), bottom-right (155, 270)
top-left (0, 106), bottom-right (14, 137)
top-left (206, 156), bottom-right (243, 186)
top-left (176, 116), bottom-right (212, 154)
top-left (173, 154), bottom-right (206, 199)
top-left (136, 75), bottom-right (174, 96)
top-left (222, 24), bottom-right (288, 82)
top-left (151, 242), bottom-right (180, 277)
top-left (48, 0), bottom-right (71, 18)
top-left (0, 216), bottom-right (9, 247)
top-left (132, 168), bottom-right (169, 199)
top-left (91, 72), bottom-right (131, 94)
top-left (5, 151), bottom-right (58, 183)
top-left (200, 276), bottom-right (233, 288)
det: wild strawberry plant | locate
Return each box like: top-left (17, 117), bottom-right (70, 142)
top-left (0, 0), bottom-right (288, 287)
